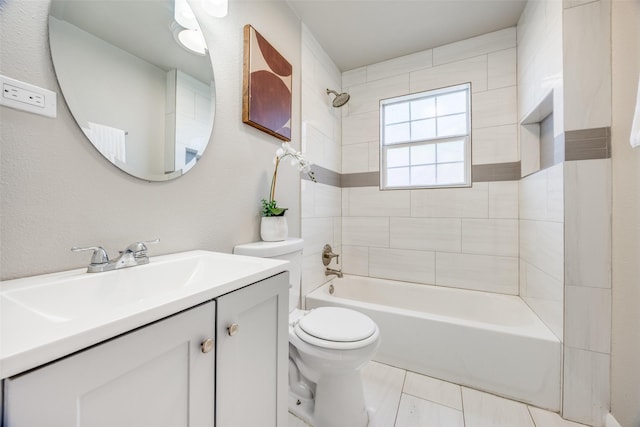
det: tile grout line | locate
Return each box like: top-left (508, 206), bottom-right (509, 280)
top-left (392, 370), bottom-right (408, 427)
top-left (527, 405), bottom-right (538, 427)
top-left (460, 386), bottom-right (467, 427)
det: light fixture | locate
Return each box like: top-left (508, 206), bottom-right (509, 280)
top-left (172, 0), bottom-right (227, 56)
top-left (174, 0), bottom-right (198, 30)
top-left (202, 0), bottom-right (228, 18)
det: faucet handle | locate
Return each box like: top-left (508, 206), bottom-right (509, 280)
top-left (71, 246), bottom-right (109, 265)
top-left (125, 239), bottom-right (159, 257)
top-left (322, 244), bottom-right (339, 266)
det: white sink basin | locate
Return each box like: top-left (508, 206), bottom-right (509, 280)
top-left (0, 250), bottom-right (289, 379)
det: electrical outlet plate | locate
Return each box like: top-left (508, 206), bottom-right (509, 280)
top-left (0, 74), bottom-right (57, 118)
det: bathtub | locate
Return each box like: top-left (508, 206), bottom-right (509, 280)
top-left (305, 275), bottom-right (561, 411)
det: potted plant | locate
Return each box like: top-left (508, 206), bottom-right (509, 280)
top-left (260, 142), bottom-right (316, 241)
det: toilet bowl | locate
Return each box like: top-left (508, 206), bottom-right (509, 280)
top-left (288, 307), bottom-right (380, 427)
top-left (233, 239), bottom-right (380, 427)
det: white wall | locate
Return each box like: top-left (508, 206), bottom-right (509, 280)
top-left (0, 0), bottom-right (302, 280)
top-left (300, 24), bottom-right (343, 300)
top-left (610, 1), bottom-right (640, 425)
top-left (340, 28), bottom-right (520, 295)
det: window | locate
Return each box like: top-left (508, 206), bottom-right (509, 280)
top-left (379, 83), bottom-right (471, 189)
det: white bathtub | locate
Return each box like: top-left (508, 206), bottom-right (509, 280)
top-left (305, 275), bottom-right (561, 411)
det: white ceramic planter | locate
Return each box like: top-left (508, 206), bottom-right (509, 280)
top-left (260, 216), bottom-right (288, 241)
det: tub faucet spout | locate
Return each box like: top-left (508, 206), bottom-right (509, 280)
top-left (325, 267), bottom-right (343, 278)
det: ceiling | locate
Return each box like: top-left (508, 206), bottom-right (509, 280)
top-left (285, 0), bottom-right (527, 72)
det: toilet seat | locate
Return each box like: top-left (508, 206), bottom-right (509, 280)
top-left (294, 307), bottom-right (379, 350)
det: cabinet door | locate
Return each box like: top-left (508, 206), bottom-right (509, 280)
top-left (4, 301), bottom-right (215, 427)
top-left (216, 273), bottom-right (288, 427)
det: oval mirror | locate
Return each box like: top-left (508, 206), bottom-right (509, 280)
top-left (48, 0), bottom-right (215, 181)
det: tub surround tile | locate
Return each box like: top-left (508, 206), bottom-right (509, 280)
top-left (368, 141), bottom-right (380, 173)
top-left (410, 183), bottom-right (489, 218)
top-left (522, 296), bottom-right (564, 341)
top-left (472, 124), bottom-right (519, 165)
top-left (369, 248), bottom-right (435, 284)
top-left (306, 164), bottom-right (340, 188)
top-left (472, 86), bottom-right (518, 129)
top-left (519, 220), bottom-right (564, 282)
top-left (565, 286), bottom-right (611, 353)
top-left (395, 394), bottom-right (464, 427)
top-left (402, 372), bottom-right (462, 411)
top-left (435, 252), bottom-right (519, 295)
top-left (342, 66), bottom-right (367, 87)
top-left (461, 387), bottom-right (535, 427)
top-left (433, 27), bottom-right (516, 66)
top-left (347, 187), bottom-right (411, 217)
top-left (564, 159), bottom-right (612, 289)
top-left (522, 261), bottom-right (563, 303)
top-left (341, 245), bottom-right (369, 276)
top-left (563, 0), bottom-right (611, 132)
top-left (342, 110), bottom-right (379, 145)
top-left (346, 74), bottom-right (410, 115)
top-left (313, 183), bottom-right (341, 218)
top-left (343, 217), bottom-right (390, 248)
top-left (461, 219), bottom-right (519, 257)
top-left (341, 172), bottom-right (380, 188)
top-left (488, 48), bottom-right (517, 90)
top-left (342, 143), bottom-right (372, 174)
top-left (390, 218), bottom-right (462, 253)
top-left (302, 217), bottom-right (336, 255)
top-left (366, 50), bottom-right (433, 82)
top-left (562, 347), bottom-right (610, 427)
top-left (410, 55), bottom-right (488, 94)
top-left (488, 181), bottom-right (519, 219)
top-left (361, 361), bottom-right (405, 427)
top-left (472, 162), bottom-right (521, 182)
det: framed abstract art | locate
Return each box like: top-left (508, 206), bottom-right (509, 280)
top-left (242, 24), bottom-right (292, 141)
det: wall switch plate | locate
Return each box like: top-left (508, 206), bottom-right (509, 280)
top-left (0, 74), bottom-right (57, 118)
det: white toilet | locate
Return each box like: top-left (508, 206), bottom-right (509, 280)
top-left (234, 238), bottom-right (380, 427)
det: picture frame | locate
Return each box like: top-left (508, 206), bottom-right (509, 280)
top-left (242, 24), bottom-right (292, 141)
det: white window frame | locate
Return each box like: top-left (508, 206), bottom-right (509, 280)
top-left (379, 83), bottom-right (472, 190)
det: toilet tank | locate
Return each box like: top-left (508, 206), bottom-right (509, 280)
top-left (233, 238), bottom-right (304, 312)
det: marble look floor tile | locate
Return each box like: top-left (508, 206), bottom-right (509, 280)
top-left (402, 371), bottom-right (463, 411)
top-left (528, 406), bottom-right (591, 427)
top-left (462, 387), bottom-right (535, 427)
top-left (395, 393), bottom-right (464, 427)
top-left (361, 361), bottom-right (406, 427)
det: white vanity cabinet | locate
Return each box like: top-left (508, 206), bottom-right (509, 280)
top-left (2, 272), bottom-right (289, 427)
top-left (216, 273), bottom-right (289, 427)
top-left (3, 300), bottom-right (216, 427)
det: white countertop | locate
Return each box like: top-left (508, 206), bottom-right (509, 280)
top-left (0, 250), bottom-right (289, 379)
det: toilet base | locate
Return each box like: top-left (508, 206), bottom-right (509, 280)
top-left (288, 368), bottom-right (369, 427)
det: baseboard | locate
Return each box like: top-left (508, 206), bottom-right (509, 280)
top-left (606, 413), bottom-right (622, 427)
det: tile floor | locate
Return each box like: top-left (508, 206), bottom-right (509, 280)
top-left (288, 361), bottom-right (589, 427)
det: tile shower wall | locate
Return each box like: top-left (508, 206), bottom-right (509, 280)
top-left (562, 159), bottom-right (612, 427)
top-left (517, 0), bottom-right (564, 176)
top-left (519, 163), bottom-right (564, 340)
top-left (340, 28), bottom-right (520, 294)
top-left (300, 24), bottom-right (342, 301)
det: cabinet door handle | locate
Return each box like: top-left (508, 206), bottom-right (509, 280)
top-left (227, 323), bottom-right (239, 336)
top-left (201, 338), bottom-right (214, 353)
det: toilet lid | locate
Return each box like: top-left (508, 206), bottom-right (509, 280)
top-left (296, 307), bottom-right (377, 342)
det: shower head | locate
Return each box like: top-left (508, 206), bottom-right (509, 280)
top-left (326, 89), bottom-right (350, 108)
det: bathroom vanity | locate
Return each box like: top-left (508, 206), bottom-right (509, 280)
top-left (0, 251), bottom-right (289, 426)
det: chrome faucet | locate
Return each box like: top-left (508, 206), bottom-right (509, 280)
top-left (72, 239), bottom-right (159, 273)
top-left (325, 267), bottom-right (343, 278)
